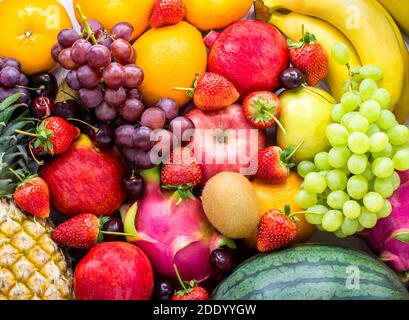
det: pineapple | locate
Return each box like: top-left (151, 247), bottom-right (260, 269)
top-left (0, 94), bottom-right (74, 300)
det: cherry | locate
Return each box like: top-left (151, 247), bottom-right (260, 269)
top-left (154, 278), bottom-right (177, 301)
top-left (89, 123), bottom-right (115, 149)
top-left (30, 96), bottom-right (53, 120)
top-left (122, 172), bottom-right (145, 200)
top-left (102, 217), bottom-right (126, 242)
top-left (210, 248), bottom-right (236, 275)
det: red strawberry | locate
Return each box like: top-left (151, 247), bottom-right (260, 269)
top-left (175, 72), bottom-right (240, 111)
top-left (288, 28), bottom-right (328, 86)
top-left (161, 147), bottom-right (202, 203)
top-left (257, 206), bottom-right (297, 253)
top-left (255, 143), bottom-right (302, 183)
top-left (150, 0), bottom-right (185, 28)
top-left (13, 176), bottom-right (50, 218)
top-left (243, 91), bottom-right (285, 131)
top-left (172, 265), bottom-right (209, 300)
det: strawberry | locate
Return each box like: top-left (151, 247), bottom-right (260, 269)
top-left (175, 72), bottom-right (240, 111)
top-left (161, 147), bottom-right (202, 204)
top-left (13, 175), bottom-right (50, 218)
top-left (257, 206), bottom-right (297, 253)
top-left (150, 0), bottom-right (185, 28)
top-left (255, 143), bottom-right (302, 183)
top-left (51, 214), bottom-right (125, 249)
top-left (243, 91), bottom-right (285, 131)
top-left (288, 27), bottom-right (328, 86)
top-left (172, 265), bottom-right (209, 301)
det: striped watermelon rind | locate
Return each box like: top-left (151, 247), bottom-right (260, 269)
top-left (212, 244), bottom-right (409, 300)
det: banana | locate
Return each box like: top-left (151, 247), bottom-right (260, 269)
top-left (268, 12), bottom-right (362, 101)
top-left (377, 0), bottom-right (409, 36)
top-left (258, 0), bottom-right (405, 108)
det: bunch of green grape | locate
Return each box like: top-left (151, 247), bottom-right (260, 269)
top-left (295, 43), bottom-right (409, 238)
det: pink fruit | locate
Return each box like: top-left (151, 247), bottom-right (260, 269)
top-left (123, 166), bottom-right (233, 282)
top-left (74, 242), bottom-right (154, 300)
top-left (186, 104), bottom-right (267, 183)
top-left (206, 20), bottom-right (289, 98)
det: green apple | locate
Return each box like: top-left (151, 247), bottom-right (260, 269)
top-left (277, 86), bottom-right (335, 163)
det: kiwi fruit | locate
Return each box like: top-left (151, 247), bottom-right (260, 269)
top-left (201, 172), bottom-right (261, 239)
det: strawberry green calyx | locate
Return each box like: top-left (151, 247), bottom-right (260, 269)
top-left (173, 264), bottom-right (197, 297)
top-left (249, 97), bottom-right (286, 133)
top-left (287, 25), bottom-right (317, 50)
top-left (8, 167), bottom-right (37, 189)
top-left (162, 183), bottom-right (195, 206)
top-left (173, 73), bottom-right (200, 98)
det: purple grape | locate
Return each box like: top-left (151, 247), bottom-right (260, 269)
top-left (151, 129), bottom-right (176, 157)
top-left (113, 116), bottom-right (127, 128)
top-left (127, 88), bottom-right (142, 100)
top-left (86, 45), bottom-right (111, 69)
top-left (79, 87), bottom-right (104, 108)
top-left (134, 149), bottom-right (155, 170)
top-left (58, 28), bottom-right (80, 48)
top-left (89, 123), bottom-right (115, 149)
top-left (53, 100), bottom-right (81, 119)
top-left (0, 67), bottom-right (20, 88)
top-left (141, 107), bottom-right (166, 130)
top-left (156, 98), bottom-right (178, 122)
top-left (66, 70), bottom-right (81, 90)
top-left (103, 62), bottom-right (126, 89)
top-left (115, 124), bottom-right (136, 148)
top-left (121, 147), bottom-right (138, 162)
top-left (122, 172), bottom-right (145, 200)
top-left (97, 33), bottom-right (114, 48)
top-left (111, 39), bottom-right (133, 63)
top-left (132, 126), bottom-right (153, 150)
top-left (102, 217), bottom-right (125, 242)
top-left (3, 58), bottom-right (21, 71)
top-left (51, 44), bottom-right (63, 62)
top-left (58, 48), bottom-right (78, 70)
top-left (71, 39), bottom-right (92, 65)
top-left (95, 101), bottom-right (118, 122)
top-left (77, 65), bottom-right (101, 88)
top-left (0, 87), bottom-right (9, 102)
top-left (120, 99), bottom-right (144, 122)
top-left (111, 22), bottom-right (134, 42)
top-left (169, 116), bottom-right (195, 142)
top-left (18, 73), bottom-right (29, 86)
top-left (82, 19), bottom-right (104, 37)
top-left (11, 88), bottom-right (30, 104)
top-left (105, 87), bottom-right (127, 106)
top-left (124, 64), bottom-right (144, 88)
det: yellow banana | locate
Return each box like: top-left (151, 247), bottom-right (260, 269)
top-left (377, 0), bottom-right (409, 36)
top-left (268, 12), bottom-right (361, 101)
top-left (258, 0), bottom-right (405, 108)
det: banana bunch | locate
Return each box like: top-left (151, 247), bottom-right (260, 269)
top-left (255, 0), bottom-right (409, 123)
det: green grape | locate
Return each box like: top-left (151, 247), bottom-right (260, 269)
top-left (373, 177), bottom-right (394, 198)
top-left (359, 208), bottom-right (378, 229)
top-left (297, 160), bottom-right (317, 178)
top-left (331, 104), bottom-right (347, 123)
top-left (356, 224), bottom-right (365, 232)
top-left (369, 132), bottom-right (389, 153)
top-left (341, 218), bottom-right (359, 236)
top-left (359, 100), bottom-right (381, 123)
top-left (326, 123), bottom-right (349, 146)
top-left (343, 200), bottom-right (361, 219)
top-left (306, 205), bottom-right (328, 225)
top-left (346, 114), bottom-right (369, 133)
top-left (328, 147), bottom-right (351, 168)
top-left (341, 112), bottom-right (359, 127)
top-left (350, 66), bottom-right (362, 82)
top-left (394, 142), bottom-right (409, 153)
top-left (318, 170), bottom-right (329, 178)
top-left (377, 110), bottom-right (398, 130)
top-left (367, 123), bottom-right (381, 137)
top-left (393, 148), bottom-right (409, 171)
top-left (376, 200), bottom-right (392, 219)
top-left (341, 92), bottom-right (360, 112)
top-left (363, 192), bottom-right (385, 213)
top-left (387, 125), bottom-right (409, 146)
top-left (372, 157), bottom-right (395, 178)
top-left (322, 210), bottom-right (344, 232)
top-left (347, 154), bottom-right (368, 175)
top-left (326, 169), bottom-right (348, 191)
top-left (372, 88), bottom-right (391, 109)
top-left (390, 171), bottom-right (401, 191)
top-left (348, 132), bottom-right (370, 154)
top-left (327, 190), bottom-right (350, 209)
top-left (359, 78), bottom-right (377, 101)
top-left (334, 229), bottom-right (348, 238)
top-left (296, 190), bottom-right (318, 209)
top-left (362, 164), bottom-right (375, 182)
top-left (316, 224), bottom-right (325, 231)
top-left (359, 65), bottom-right (383, 81)
top-left (314, 152), bottom-right (332, 171)
top-left (347, 175), bottom-right (368, 200)
top-left (332, 43), bottom-right (350, 65)
top-left (371, 143), bottom-right (394, 159)
top-left (342, 80), bottom-right (359, 93)
top-left (304, 172), bottom-right (327, 194)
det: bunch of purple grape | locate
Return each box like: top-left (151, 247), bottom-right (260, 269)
top-left (0, 57), bottom-right (30, 104)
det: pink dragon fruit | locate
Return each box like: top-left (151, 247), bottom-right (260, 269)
top-left (122, 166), bottom-right (233, 282)
top-left (361, 171), bottom-right (409, 282)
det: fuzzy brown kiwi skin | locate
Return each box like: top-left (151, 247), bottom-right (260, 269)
top-left (202, 172), bottom-right (261, 239)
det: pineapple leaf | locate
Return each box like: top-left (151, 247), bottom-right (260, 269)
top-left (0, 104), bottom-right (27, 124)
top-left (0, 93), bottom-right (24, 112)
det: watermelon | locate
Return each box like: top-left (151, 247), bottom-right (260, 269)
top-left (212, 244), bottom-right (409, 300)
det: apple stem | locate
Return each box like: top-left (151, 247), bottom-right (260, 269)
top-left (8, 167), bottom-right (24, 183)
top-left (67, 118), bottom-right (99, 133)
top-left (15, 129), bottom-right (40, 138)
top-left (286, 141), bottom-right (304, 161)
top-left (173, 264), bottom-right (188, 291)
top-left (76, 4), bottom-right (98, 45)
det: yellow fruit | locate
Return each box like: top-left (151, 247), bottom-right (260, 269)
top-left (134, 22), bottom-right (207, 107)
top-left (0, 0), bottom-right (72, 75)
top-left (184, 0), bottom-right (253, 31)
top-left (247, 172), bottom-right (316, 248)
top-left (73, 0), bottom-right (155, 41)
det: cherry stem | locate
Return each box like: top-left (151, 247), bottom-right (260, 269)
top-left (28, 144), bottom-right (44, 167)
top-left (173, 264), bottom-right (187, 291)
top-left (8, 168), bottom-right (24, 183)
top-left (76, 4), bottom-right (98, 45)
top-left (286, 141), bottom-right (304, 161)
top-left (16, 85), bottom-right (46, 92)
top-left (100, 231), bottom-right (134, 237)
top-left (15, 129), bottom-right (40, 138)
top-left (67, 118), bottom-right (99, 133)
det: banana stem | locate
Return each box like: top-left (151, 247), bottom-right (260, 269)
top-left (76, 4), bottom-right (98, 45)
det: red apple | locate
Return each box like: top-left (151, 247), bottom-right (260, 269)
top-left (39, 134), bottom-right (126, 217)
top-left (186, 104), bottom-right (267, 183)
top-left (74, 242), bottom-right (154, 300)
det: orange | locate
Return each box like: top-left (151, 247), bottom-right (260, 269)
top-left (73, 0), bottom-right (155, 41)
top-left (183, 0), bottom-right (253, 31)
top-left (0, 0), bottom-right (72, 75)
top-left (133, 22), bottom-right (207, 108)
top-left (246, 172), bottom-right (316, 249)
